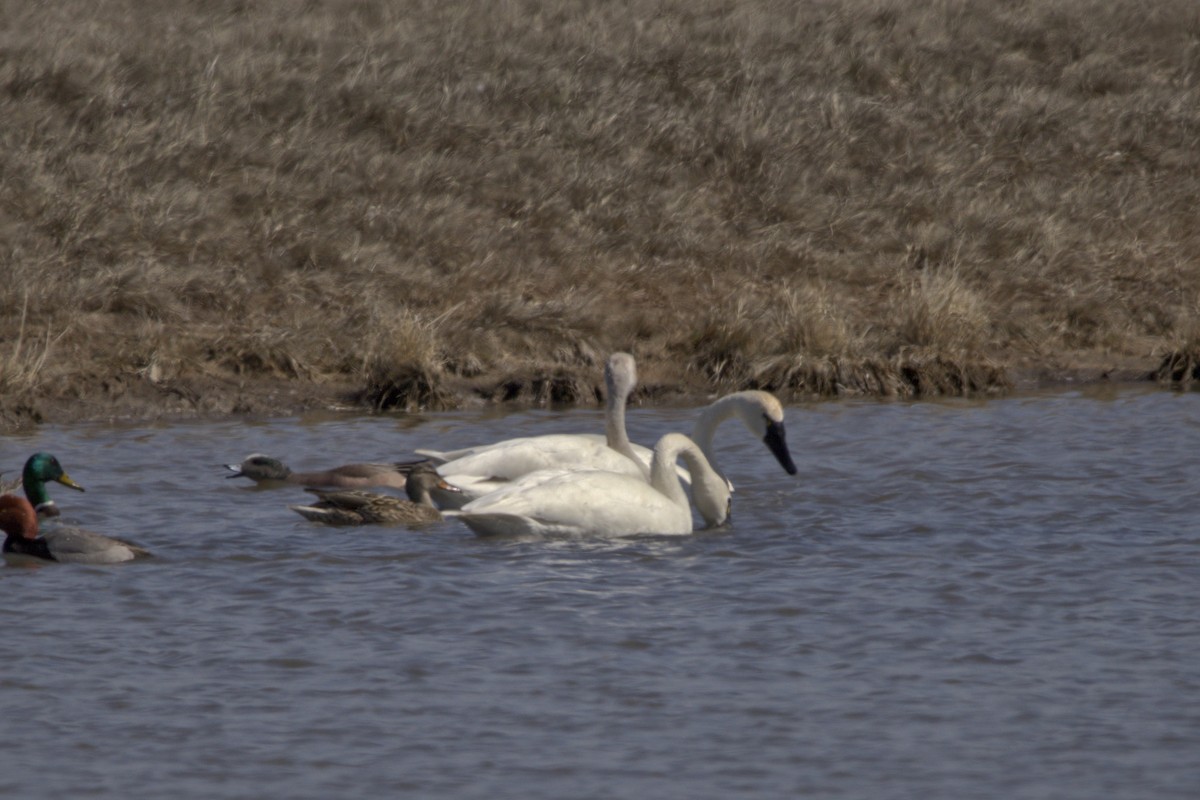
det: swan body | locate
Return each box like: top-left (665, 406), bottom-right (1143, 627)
top-left (0, 494), bottom-right (151, 565)
top-left (289, 464), bottom-right (460, 526)
top-left (421, 353), bottom-right (651, 508)
top-left (418, 356), bottom-right (796, 509)
top-left (425, 434), bottom-right (652, 505)
top-left (449, 433), bottom-right (731, 538)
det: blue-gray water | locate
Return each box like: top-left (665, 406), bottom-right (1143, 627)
top-left (1, 386), bottom-right (1197, 799)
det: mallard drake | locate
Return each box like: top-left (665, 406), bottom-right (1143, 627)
top-left (0, 494), bottom-right (151, 564)
top-left (225, 454), bottom-right (410, 489)
top-left (289, 463), bottom-right (460, 526)
top-left (20, 452), bottom-right (85, 517)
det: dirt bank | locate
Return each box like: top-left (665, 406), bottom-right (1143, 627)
top-left (0, 349), bottom-right (1167, 434)
top-left (3, 2), bottom-right (1198, 433)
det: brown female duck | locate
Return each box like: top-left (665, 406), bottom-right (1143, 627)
top-left (289, 464), bottom-right (460, 526)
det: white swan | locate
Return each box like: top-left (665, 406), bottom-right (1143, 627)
top-left (590, 389), bottom-right (799, 488)
top-left (448, 433), bottom-right (731, 537)
top-left (417, 356), bottom-right (797, 509)
top-left (420, 353), bottom-right (651, 508)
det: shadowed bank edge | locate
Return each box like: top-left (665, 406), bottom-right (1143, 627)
top-left (0, 345), bottom-right (1188, 433)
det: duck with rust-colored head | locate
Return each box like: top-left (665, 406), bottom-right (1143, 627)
top-left (289, 463), bottom-right (461, 526)
top-left (20, 452), bottom-right (85, 518)
top-left (0, 494), bottom-right (151, 564)
top-left (225, 454), bottom-right (411, 490)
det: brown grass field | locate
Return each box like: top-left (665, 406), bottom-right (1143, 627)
top-left (3, 0), bottom-right (1200, 429)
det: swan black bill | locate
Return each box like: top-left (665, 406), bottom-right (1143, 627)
top-left (763, 419), bottom-right (798, 475)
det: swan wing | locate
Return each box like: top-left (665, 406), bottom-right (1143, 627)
top-left (434, 466), bottom-right (600, 509)
top-left (429, 434), bottom-right (691, 497)
top-left (454, 470), bottom-right (693, 537)
top-left (414, 434), bottom-right (564, 464)
top-left (436, 435), bottom-right (648, 482)
top-left (414, 438), bottom-right (540, 464)
top-left (447, 511), bottom-right (574, 538)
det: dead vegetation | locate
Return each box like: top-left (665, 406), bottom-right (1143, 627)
top-left (2, 0), bottom-right (1200, 426)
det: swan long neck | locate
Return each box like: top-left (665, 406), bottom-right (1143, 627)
top-left (649, 434), bottom-right (695, 511)
top-left (651, 433), bottom-right (729, 527)
top-left (691, 395), bottom-right (744, 478)
top-left (604, 386), bottom-right (636, 459)
top-left (604, 353), bottom-right (650, 480)
top-left (676, 442), bottom-right (731, 527)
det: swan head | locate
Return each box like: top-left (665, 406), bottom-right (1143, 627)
top-left (691, 469), bottom-right (732, 527)
top-left (603, 352), bottom-right (651, 479)
top-left (604, 352), bottom-right (638, 403)
top-left (733, 392), bottom-right (798, 476)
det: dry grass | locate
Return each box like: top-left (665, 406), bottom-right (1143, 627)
top-left (890, 268), bottom-right (993, 354)
top-left (3, 0), bottom-right (1200, 420)
top-left (0, 292), bottom-right (59, 394)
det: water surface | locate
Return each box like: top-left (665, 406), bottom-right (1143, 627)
top-left (1, 386), bottom-right (1197, 799)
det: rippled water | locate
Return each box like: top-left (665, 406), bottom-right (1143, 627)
top-left (2, 386), bottom-right (1197, 799)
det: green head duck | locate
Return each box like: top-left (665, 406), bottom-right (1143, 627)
top-left (22, 452), bottom-right (85, 517)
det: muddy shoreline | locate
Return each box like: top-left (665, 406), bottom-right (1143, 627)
top-left (0, 352), bottom-right (1167, 434)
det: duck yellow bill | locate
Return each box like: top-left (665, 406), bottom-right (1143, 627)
top-left (56, 472), bottom-right (86, 492)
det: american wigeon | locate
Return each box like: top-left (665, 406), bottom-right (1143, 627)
top-left (225, 454), bottom-right (410, 489)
